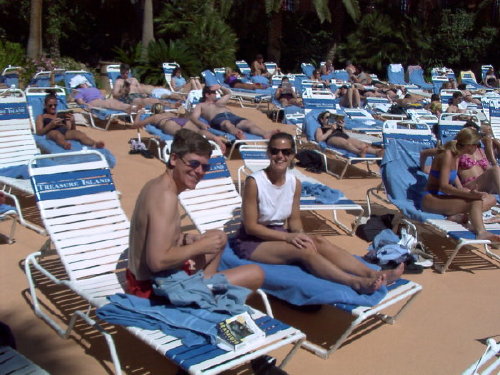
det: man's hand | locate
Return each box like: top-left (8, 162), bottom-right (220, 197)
top-left (197, 230), bottom-right (227, 254)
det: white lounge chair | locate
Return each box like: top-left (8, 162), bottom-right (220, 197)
top-left (462, 338), bottom-right (500, 375)
top-left (367, 121), bottom-right (500, 273)
top-left (176, 148), bottom-right (422, 360)
top-left (24, 150), bottom-right (305, 375)
top-left (0, 345), bottom-right (49, 374)
top-left (0, 88), bottom-right (46, 234)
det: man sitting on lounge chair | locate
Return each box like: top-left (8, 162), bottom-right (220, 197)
top-left (127, 129), bottom-right (264, 299)
top-left (112, 63), bottom-right (184, 105)
top-left (190, 85), bottom-right (277, 140)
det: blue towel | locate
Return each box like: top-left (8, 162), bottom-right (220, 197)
top-left (367, 229), bottom-right (409, 265)
top-left (0, 165), bottom-right (29, 179)
top-left (96, 293), bottom-right (230, 347)
top-left (219, 244), bottom-right (387, 309)
top-left (0, 203), bottom-right (16, 214)
top-left (33, 135), bottom-right (116, 168)
top-left (381, 138), bottom-right (444, 222)
top-left (152, 271), bottom-right (250, 315)
top-left (301, 181), bottom-right (341, 204)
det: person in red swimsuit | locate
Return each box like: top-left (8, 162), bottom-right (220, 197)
top-left (126, 129), bottom-right (263, 298)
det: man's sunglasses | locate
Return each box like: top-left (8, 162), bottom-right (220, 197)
top-left (180, 157), bottom-right (211, 172)
top-left (269, 147), bottom-right (294, 156)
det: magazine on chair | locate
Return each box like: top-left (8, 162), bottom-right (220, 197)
top-left (216, 312), bottom-right (265, 351)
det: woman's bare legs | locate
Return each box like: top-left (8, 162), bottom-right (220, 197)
top-left (250, 237), bottom-right (402, 294)
top-left (464, 166), bottom-right (500, 194)
top-left (47, 130), bottom-right (71, 149)
top-left (88, 98), bottom-right (131, 112)
top-left (422, 194), bottom-right (500, 241)
top-left (349, 138), bottom-right (384, 156)
top-left (65, 129), bottom-right (104, 148)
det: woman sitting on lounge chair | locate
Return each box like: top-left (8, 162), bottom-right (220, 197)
top-left (36, 92), bottom-right (104, 150)
top-left (232, 132), bottom-right (403, 294)
top-left (133, 104), bottom-right (227, 153)
top-left (170, 67), bottom-right (202, 93)
top-left (455, 124), bottom-right (500, 195)
top-left (315, 112), bottom-right (384, 157)
top-left (224, 68), bottom-right (265, 90)
top-left (274, 77), bottom-right (302, 107)
top-left (420, 127), bottom-right (500, 241)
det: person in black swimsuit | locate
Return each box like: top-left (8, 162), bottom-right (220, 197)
top-left (36, 92), bottom-right (104, 150)
top-left (314, 111), bottom-right (383, 157)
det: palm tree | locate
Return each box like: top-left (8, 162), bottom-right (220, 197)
top-left (264, 0), bottom-right (360, 63)
top-left (141, 0), bottom-right (155, 58)
top-left (26, 0), bottom-right (43, 59)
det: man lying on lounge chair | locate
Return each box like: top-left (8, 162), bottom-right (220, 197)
top-left (190, 85), bottom-right (277, 140)
top-left (127, 129), bottom-right (264, 299)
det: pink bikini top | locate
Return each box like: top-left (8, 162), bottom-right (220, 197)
top-left (458, 149), bottom-right (490, 170)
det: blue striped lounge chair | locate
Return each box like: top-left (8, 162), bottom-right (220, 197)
top-left (177, 150), bottom-right (422, 359)
top-left (24, 150), bottom-right (305, 375)
top-left (367, 122), bottom-right (500, 273)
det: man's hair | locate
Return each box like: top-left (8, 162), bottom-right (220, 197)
top-left (452, 91), bottom-right (463, 99)
top-left (457, 83), bottom-right (466, 90)
top-left (201, 86), bottom-right (213, 102)
top-left (168, 129), bottom-right (213, 169)
top-left (255, 54), bottom-right (263, 60)
top-left (120, 63), bottom-right (130, 73)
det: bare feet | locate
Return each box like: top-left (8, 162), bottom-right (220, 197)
top-left (235, 130), bottom-right (246, 140)
top-left (94, 141), bottom-right (105, 149)
top-left (476, 231), bottom-right (500, 242)
top-left (62, 142), bottom-right (72, 150)
top-left (380, 263), bottom-right (405, 285)
top-left (354, 274), bottom-right (386, 294)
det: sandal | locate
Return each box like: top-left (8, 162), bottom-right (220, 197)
top-left (140, 149), bottom-right (154, 159)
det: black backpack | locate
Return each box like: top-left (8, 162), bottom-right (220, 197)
top-left (295, 150), bottom-right (324, 173)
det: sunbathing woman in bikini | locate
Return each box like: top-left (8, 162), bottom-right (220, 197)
top-left (315, 111), bottom-right (384, 157)
top-left (36, 92), bottom-right (104, 150)
top-left (421, 127), bottom-right (500, 241)
top-left (457, 124), bottom-right (500, 195)
top-left (133, 104), bottom-right (227, 153)
top-left (232, 132), bottom-right (403, 294)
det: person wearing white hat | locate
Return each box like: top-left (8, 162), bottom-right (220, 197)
top-left (71, 74), bottom-right (136, 112)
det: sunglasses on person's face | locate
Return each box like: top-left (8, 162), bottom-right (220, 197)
top-left (47, 104), bottom-right (57, 108)
top-left (179, 157), bottom-right (211, 172)
top-left (269, 147), bottom-right (294, 156)
top-left (208, 90), bottom-right (217, 94)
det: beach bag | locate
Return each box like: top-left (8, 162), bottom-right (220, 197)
top-left (355, 214), bottom-right (394, 242)
top-left (295, 150), bottom-right (324, 173)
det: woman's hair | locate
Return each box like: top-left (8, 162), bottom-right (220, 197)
top-left (317, 111), bottom-right (330, 122)
top-left (44, 90), bottom-right (58, 105)
top-left (151, 103), bottom-right (164, 114)
top-left (444, 127), bottom-right (481, 155)
top-left (430, 94), bottom-right (440, 102)
top-left (267, 132), bottom-right (295, 152)
top-left (172, 67), bottom-right (181, 76)
top-left (168, 129), bottom-right (213, 169)
top-left (463, 120), bottom-right (480, 131)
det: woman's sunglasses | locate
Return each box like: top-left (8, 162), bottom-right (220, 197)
top-left (269, 147), bottom-right (294, 156)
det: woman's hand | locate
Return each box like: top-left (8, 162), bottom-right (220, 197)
top-left (469, 189), bottom-right (488, 200)
top-left (286, 233), bottom-right (317, 252)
